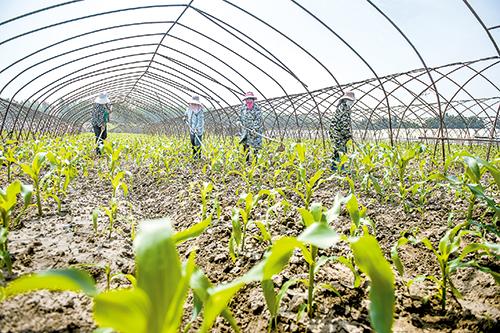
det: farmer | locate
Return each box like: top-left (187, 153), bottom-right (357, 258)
top-left (184, 95), bottom-right (204, 159)
top-left (329, 91), bottom-right (355, 171)
top-left (238, 91), bottom-right (263, 162)
top-left (91, 92), bottom-right (112, 155)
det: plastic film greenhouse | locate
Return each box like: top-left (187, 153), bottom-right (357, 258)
top-left (0, 1), bottom-right (499, 332)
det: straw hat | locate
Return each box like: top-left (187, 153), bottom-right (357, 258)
top-left (340, 91), bottom-right (355, 101)
top-left (95, 92), bottom-right (111, 104)
top-left (242, 91), bottom-right (257, 100)
top-left (189, 95), bottom-right (202, 105)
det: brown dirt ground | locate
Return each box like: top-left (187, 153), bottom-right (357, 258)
top-left (0, 157), bottom-right (499, 333)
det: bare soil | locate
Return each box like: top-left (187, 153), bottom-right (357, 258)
top-left (1, 158), bottom-right (499, 333)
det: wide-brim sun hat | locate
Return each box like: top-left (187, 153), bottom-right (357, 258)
top-left (189, 95), bottom-right (202, 105)
top-left (95, 92), bottom-right (110, 104)
top-left (339, 91), bottom-right (356, 101)
top-left (242, 91), bottom-right (257, 100)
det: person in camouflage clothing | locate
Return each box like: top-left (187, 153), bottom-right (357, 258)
top-left (329, 91), bottom-right (355, 171)
top-left (238, 91), bottom-right (263, 162)
top-left (91, 92), bottom-right (112, 155)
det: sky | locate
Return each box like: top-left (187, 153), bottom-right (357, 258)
top-left (0, 0), bottom-right (498, 110)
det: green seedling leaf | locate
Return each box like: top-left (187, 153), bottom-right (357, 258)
top-left (190, 269), bottom-right (211, 320)
top-left (346, 194), bottom-right (361, 228)
top-left (4, 269), bottom-right (97, 298)
top-left (477, 158), bottom-right (500, 188)
top-left (110, 273), bottom-right (137, 287)
top-left (317, 283), bottom-right (340, 297)
top-left (201, 280), bottom-right (245, 333)
top-left (0, 180), bottom-right (22, 213)
top-left (314, 256), bottom-right (334, 274)
top-left (255, 221), bottom-right (271, 243)
top-left (190, 268), bottom-right (241, 332)
top-left (173, 215), bottom-right (212, 244)
top-left (262, 279), bottom-right (277, 318)
top-left (264, 237), bottom-right (312, 279)
top-left (276, 278), bottom-right (300, 308)
top-left (134, 219), bottom-right (182, 333)
top-left (231, 208), bottom-right (242, 245)
top-left (309, 203), bottom-right (324, 223)
top-left (20, 164), bottom-right (35, 179)
top-left (295, 143), bottom-right (306, 163)
top-left (463, 156), bottom-right (481, 183)
top-left (308, 169), bottom-right (324, 188)
top-left (458, 242), bottom-right (500, 261)
top-left (391, 236), bottom-right (409, 276)
top-left (298, 222), bottom-right (339, 249)
top-left (296, 303), bottom-right (307, 322)
top-left (298, 208), bottom-right (314, 227)
top-left (351, 234), bottom-right (395, 333)
top-left (94, 288), bottom-right (150, 333)
top-left (336, 256), bottom-right (362, 288)
top-left (32, 152), bottom-right (47, 174)
top-left (92, 209), bottom-right (99, 233)
top-left (20, 184), bottom-right (33, 208)
top-left (325, 193), bottom-right (344, 223)
top-left (163, 251), bottom-right (197, 333)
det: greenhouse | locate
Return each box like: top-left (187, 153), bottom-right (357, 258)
top-left (0, 1), bottom-right (499, 332)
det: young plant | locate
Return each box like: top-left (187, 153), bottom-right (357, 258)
top-left (200, 182), bottom-right (214, 220)
top-left (407, 179), bottom-right (437, 217)
top-left (258, 200), bottom-right (342, 328)
top-left (446, 156), bottom-right (499, 221)
top-left (394, 144), bottom-right (425, 184)
top-left (0, 217), bottom-right (238, 333)
top-left (253, 189), bottom-right (287, 247)
top-left (344, 193), bottom-right (374, 236)
top-left (20, 152), bottom-right (47, 217)
top-left (392, 221), bottom-right (500, 311)
top-left (0, 181), bottom-right (32, 277)
top-left (297, 203), bottom-right (340, 317)
top-left (102, 141), bottom-right (123, 177)
top-left (92, 209), bottom-right (99, 235)
top-left (350, 233), bottom-right (395, 333)
top-left (227, 157), bottom-right (261, 192)
top-left (0, 141), bottom-right (19, 182)
top-left (44, 150), bottom-right (80, 214)
top-left (294, 168), bottom-right (325, 210)
top-left (229, 191), bottom-right (262, 260)
top-left (287, 143), bottom-right (326, 210)
top-left (102, 170), bottom-right (131, 237)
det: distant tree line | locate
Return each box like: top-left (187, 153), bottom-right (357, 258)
top-left (353, 114), bottom-right (487, 130)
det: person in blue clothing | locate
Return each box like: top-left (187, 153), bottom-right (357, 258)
top-left (184, 95), bottom-right (205, 159)
top-left (91, 92), bottom-right (112, 155)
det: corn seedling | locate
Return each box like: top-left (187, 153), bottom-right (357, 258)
top-left (392, 221), bottom-right (500, 311)
top-left (101, 170), bottom-right (131, 237)
top-left (200, 182), bottom-right (214, 220)
top-left (345, 193), bottom-right (374, 236)
top-left (446, 156), bottom-right (500, 221)
top-left (92, 209), bottom-right (99, 234)
top-left (0, 181), bottom-right (33, 277)
top-left (350, 233), bottom-right (395, 333)
top-left (0, 217), bottom-right (228, 333)
top-left (260, 202), bottom-right (340, 321)
top-left (229, 191), bottom-right (262, 260)
top-left (0, 141), bottom-right (19, 182)
top-left (20, 152), bottom-right (47, 217)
